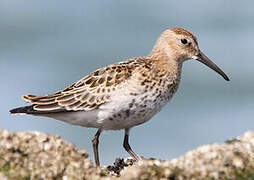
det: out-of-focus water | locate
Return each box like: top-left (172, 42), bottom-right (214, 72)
top-left (0, 1), bottom-right (253, 165)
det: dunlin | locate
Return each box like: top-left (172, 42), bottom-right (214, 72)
top-left (10, 27), bottom-right (229, 166)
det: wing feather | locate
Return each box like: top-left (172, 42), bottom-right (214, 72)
top-left (34, 102), bottom-right (61, 111)
top-left (21, 58), bottom-right (146, 113)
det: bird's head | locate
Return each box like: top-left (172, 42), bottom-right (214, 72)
top-left (151, 27), bottom-right (229, 81)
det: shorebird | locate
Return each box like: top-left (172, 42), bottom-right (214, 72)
top-left (10, 27), bottom-right (229, 166)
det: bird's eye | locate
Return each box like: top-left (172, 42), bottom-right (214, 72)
top-left (181, 38), bottom-right (188, 45)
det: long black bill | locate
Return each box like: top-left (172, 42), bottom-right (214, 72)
top-left (194, 51), bottom-right (230, 81)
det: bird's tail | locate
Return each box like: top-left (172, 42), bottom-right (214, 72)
top-left (9, 105), bottom-right (36, 114)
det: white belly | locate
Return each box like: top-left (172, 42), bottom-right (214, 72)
top-left (43, 76), bottom-right (178, 130)
top-left (95, 90), bottom-right (173, 130)
top-left (44, 90), bottom-right (172, 131)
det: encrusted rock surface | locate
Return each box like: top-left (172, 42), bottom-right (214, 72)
top-left (0, 129), bottom-right (103, 180)
top-left (1, 129), bottom-right (254, 180)
top-left (121, 131), bottom-right (254, 179)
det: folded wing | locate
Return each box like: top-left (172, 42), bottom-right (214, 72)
top-left (22, 60), bottom-right (137, 113)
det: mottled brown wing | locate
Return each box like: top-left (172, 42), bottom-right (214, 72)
top-left (22, 59), bottom-right (142, 112)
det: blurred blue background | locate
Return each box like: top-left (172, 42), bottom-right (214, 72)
top-left (1, 1), bottom-right (253, 165)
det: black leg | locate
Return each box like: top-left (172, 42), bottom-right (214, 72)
top-left (123, 128), bottom-right (142, 161)
top-left (92, 129), bottom-right (101, 167)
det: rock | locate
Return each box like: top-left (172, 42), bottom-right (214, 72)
top-left (120, 131), bottom-right (254, 180)
top-left (1, 129), bottom-right (254, 179)
top-left (107, 158), bottom-right (134, 176)
top-left (0, 129), bottom-right (105, 180)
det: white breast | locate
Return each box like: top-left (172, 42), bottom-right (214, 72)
top-left (96, 84), bottom-right (175, 130)
top-left (46, 78), bottom-right (179, 131)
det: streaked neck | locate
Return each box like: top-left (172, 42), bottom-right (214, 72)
top-left (149, 41), bottom-right (183, 80)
